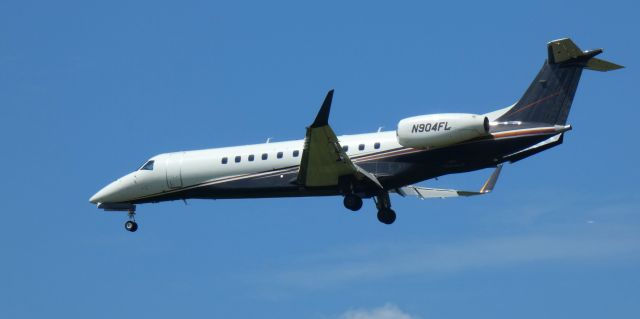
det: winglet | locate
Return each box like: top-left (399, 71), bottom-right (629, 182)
top-left (479, 164), bottom-right (502, 193)
top-left (395, 165), bottom-right (504, 199)
top-left (311, 89), bottom-right (334, 128)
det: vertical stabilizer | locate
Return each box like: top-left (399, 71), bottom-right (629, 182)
top-left (497, 38), bottom-right (623, 125)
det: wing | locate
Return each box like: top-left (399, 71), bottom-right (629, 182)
top-left (396, 164), bottom-right (502, 199)
top-left (297, 90), bottom-right (382, 188)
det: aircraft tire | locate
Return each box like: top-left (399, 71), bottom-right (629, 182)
top-left (125, 220), bottom-right (138, 232)
top-left (377, 209), bottom-right (396, 225)
top-left (343, 194), bottom-right (363, 211)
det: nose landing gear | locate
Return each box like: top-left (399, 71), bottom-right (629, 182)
top-left (125, 220), bottom-right (138, 232)
top-left (125, 209), bottom-right (138, 232)
top-left (95, 203), bottom-right (139, 232)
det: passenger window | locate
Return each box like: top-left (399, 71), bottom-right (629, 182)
top-left (293, 150), bottom-right (300, 157)
top-left (248, 155), bottom-right (255, 162)
top-left (221, 157), bottom-right (228, 164)
top-left (359, 144), bottom-right (365, 151)
top-left (277, 152), bottom-right (283, 159)
top-left (140, 160), bottom-right (154, 171)
top-left (342, 145), bottom-right (349, 152)
top-left (235, 156), bottom-right (241, 163)
top-left (374, 142), bottom-right (381, 149)
top-left (262, 153), bottom-right (268, 160)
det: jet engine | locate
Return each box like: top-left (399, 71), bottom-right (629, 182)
top-left (397, 113), bottom-right (489, 148)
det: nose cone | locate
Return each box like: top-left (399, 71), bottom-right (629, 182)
top-left (89, 174), bottom-right (135, 204)
top-left (89, 193), bottom-right (99, 204)
top-left (89, 181), bottom-right (118, 204)
top-left (89, 186), bottom-right (109, 204)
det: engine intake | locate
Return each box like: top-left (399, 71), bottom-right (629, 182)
top-left (397, 113), bottom-right (489, 148)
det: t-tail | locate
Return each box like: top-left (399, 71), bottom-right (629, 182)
top-left (497, 38), bottom-right (623, 125)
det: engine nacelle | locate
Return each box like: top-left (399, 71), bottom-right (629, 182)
top-left (397, 113), bottom-right (489, 148)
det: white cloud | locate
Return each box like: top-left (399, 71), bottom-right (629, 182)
top-left (339, 304), bottom-right (419, 319)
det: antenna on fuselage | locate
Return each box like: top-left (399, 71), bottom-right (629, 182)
top-left (266, 137), bottom-right (272, 143)
top-left (377, 126), bottom-right (384, 132)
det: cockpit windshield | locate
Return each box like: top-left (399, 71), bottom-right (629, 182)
top-left (139, 160), bottom-right (155, 171)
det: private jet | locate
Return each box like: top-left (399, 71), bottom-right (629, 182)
top-left (90, 38), bottom-right (622, 232)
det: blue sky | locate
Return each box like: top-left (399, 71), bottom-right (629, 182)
top-left (1, 0), bottom-right (638, 318)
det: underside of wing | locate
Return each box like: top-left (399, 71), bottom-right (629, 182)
top-left (297, 90), bottom-right (381, 188)
top-left (396, 164), bottom-right (502, 199)
top-left (298, 124), bottom-right (356, 186)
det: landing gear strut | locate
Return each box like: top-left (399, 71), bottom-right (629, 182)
top-left (343, 194), bottom-right (363, 211)
top-left (124, 209), bottom-right (138, 232)
top-left (374, 192), bottom-right (396, 225)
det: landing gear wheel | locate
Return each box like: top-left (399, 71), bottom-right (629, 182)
top-left (374, 191), bottom-right (396, 224)
top-left (125, 220), bottom-right (138, 232)
top-left (377, 209), bottom-right (396, 225)
top-left (343, 194), bottom-right (363, 211)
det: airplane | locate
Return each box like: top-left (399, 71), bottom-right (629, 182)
top-left (90, 38), bottom-right (622, 232)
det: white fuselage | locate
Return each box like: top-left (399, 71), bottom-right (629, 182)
top-left (89, 38), bottom-right (622, 231)
top-left (89, 131), bottom-right (401, 204)
top-left (89, 108), bottom-right (515, 205)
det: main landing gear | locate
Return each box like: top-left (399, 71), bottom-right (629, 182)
top-left (374, 192), bottom-right (396, 225)
top-left (342, 191), bottom-right (396, 225)
top-left (124, 209), bottom-right (138, 232)
top-left (343, 194), bottom-right (363, 211)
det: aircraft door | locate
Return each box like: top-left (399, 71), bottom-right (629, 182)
top-left (165, 153), bottom-right (184, 189)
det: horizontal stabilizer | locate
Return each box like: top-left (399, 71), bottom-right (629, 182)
top-left (396, 165), bottom-right (502, 199)
top-left (548, 38), bottom-right (586, 64)
top-left (585, 57), bottom-right (624, 72)
top-left (548, 38), bottom-right (624, 71)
